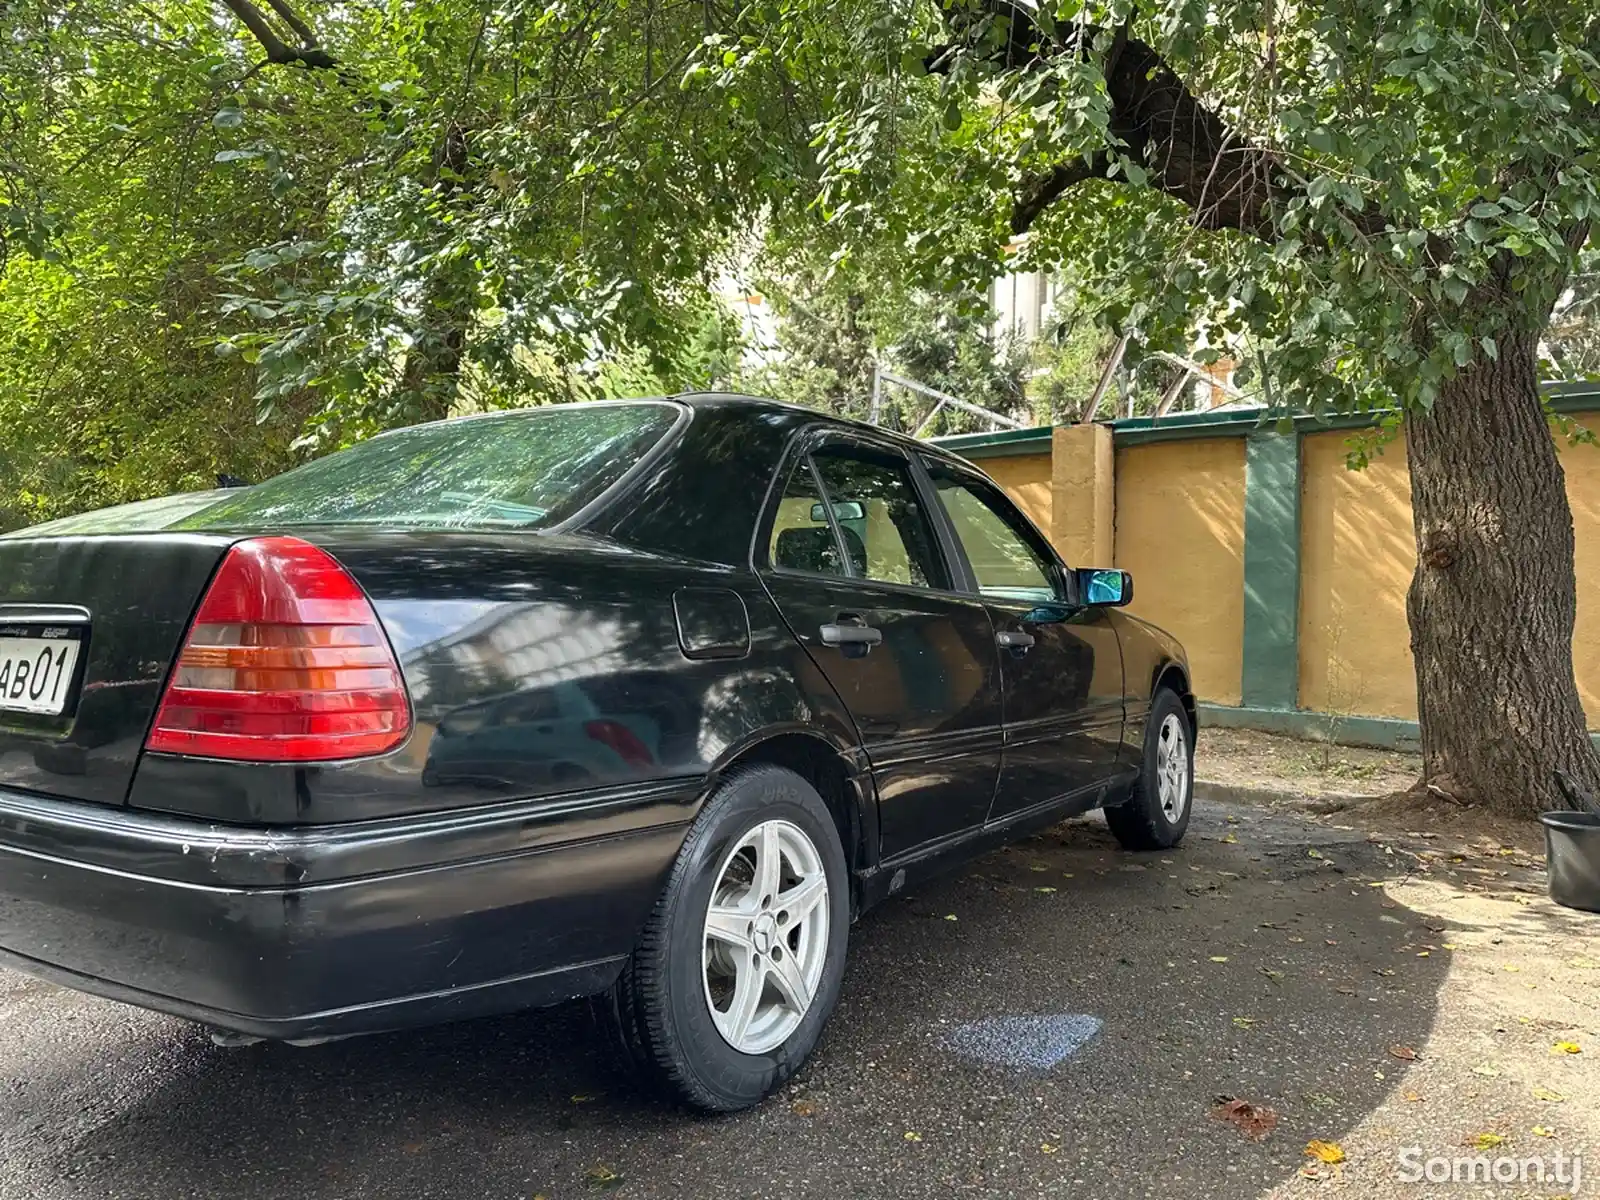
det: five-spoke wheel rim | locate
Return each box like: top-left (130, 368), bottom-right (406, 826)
top-left (702, 819), bottom-right (830, 1055)
top-left (1156, 713), bottom-right (1189, 822)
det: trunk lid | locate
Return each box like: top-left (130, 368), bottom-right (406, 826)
top-left (0, 533), bottom-right (234, 805)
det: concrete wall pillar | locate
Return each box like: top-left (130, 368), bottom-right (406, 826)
top-left (1051, 423), bottom-right (1115, 567)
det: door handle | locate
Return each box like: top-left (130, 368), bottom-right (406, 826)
top-left (819, 620), bottom-right (884, 647)
top-left (995, 629), bottom-right (1036, 651)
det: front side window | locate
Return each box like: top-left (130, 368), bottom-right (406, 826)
top-left (809, 445), bottom-right (950, 590)
top-left (172, 402), bottom-right (683, 533)
top-left (926, 463), bottom-right (1059, 603)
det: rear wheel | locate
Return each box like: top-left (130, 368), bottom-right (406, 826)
top-left (1105, 688), bottom-right (1193, 851)
top-left (597, 763), bottom-right (849, 1111)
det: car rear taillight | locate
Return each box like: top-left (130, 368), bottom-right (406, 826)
top-left (583, 719), bottom-right (653, 768)
top-left (146, 537), bottom-right (411, 762)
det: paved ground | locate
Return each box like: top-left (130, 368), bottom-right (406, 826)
top-left (2, 800), bottom-right (1596, 1200)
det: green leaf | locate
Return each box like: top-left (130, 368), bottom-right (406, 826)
top-left (212, 107), bottom-right (244, 130)
top-left (943, 99), bottom-right (963, 131)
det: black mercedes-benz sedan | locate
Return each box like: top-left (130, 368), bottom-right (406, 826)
top-left (0, 394), bottom-right (1193, 1111)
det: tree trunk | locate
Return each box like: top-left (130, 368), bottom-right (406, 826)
top-left (1405, 329), bottom-right (1600, 814)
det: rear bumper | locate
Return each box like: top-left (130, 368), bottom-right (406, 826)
top-left (0, 780), bottom-right (697, 1039)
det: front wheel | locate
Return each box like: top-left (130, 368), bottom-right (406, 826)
top-left (1105, 688), bottom-right (1193, 851)
top-left (597, 763), bottom-right (850, 1111)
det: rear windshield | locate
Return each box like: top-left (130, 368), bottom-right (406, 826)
top-left (174, 402), bottom-right (684, 533)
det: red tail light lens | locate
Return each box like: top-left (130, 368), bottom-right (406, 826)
top-left (583, 719), bottom-right (653, 769)
top-left (147, 537), bottom-right (411, 762)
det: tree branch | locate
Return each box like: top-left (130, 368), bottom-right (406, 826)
top-left (261, 0), bottom-right (317, 47)
top-left (1012, 153), bottom-right (1109, 234)
top-left (958, 3), bottom-right (1385, 242)
top-left (218, 0), bottom-right (336, 70)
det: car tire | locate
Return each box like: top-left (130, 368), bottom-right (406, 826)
top-left (1105, 688), bottom-right (1193, 851)
top-left (596, 763), bottom-right (850, 1111)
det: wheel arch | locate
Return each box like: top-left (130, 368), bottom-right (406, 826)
top-left (1152, 661), bottom-right (1197, 735)
top-left (708, 727), bottom-right (874, 915)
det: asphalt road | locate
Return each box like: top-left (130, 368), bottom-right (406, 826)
top-left (1, 803), bottom-right (1459, 1199)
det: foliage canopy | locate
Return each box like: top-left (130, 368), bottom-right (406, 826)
top-left (2, 0), bottom-right (1598, 521)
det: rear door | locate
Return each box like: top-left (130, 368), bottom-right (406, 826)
top-left (757, 433), bottom-right (1003, 862)
top-left (921, 457), bottom-right (1125, 823)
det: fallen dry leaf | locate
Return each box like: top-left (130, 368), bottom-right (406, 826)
top-left (1471, 1063), bottom-right (1501, 1078)
top-left (586, 1165), bottom-right (624, 1191)
top-left (1305, 1140), bottom-right (1346, 1164)
top-left (791, 1099), bottom-right (817, 1118)
top-left (1533, 1126), bottom-right (1556, 1138)
top-left (1389, 1045), bottom-right (1419, 1062)
top-left (1213, 1096), bottom-right (1279, 1141)
top-left (943, 914), bottom-right (958, 922)
top-left (1552, 1041), bottom-right (1583, 1055)
top-left (1470, 1132), bottom-right (1508, 1151)
top-left (1533, 1086), bottom-right (1568, 1102)
top-left (1402, 1090), bottom-right (1425, 1103)
top-left (903, 1131), bottom-right (922, 1143)
top-left (1034, 886), bottom-right (1058, 895)
top-left (1210, 956), bottom-right (1230, 963)
top-left (1040, 1142), bottom-right (1060, 1155)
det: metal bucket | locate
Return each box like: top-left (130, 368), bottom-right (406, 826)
top-left (1541, 811), bottom-right (1600, 913)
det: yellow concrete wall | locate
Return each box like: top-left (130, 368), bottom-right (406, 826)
top-left (1297, 432), bottom-right (1418, 720)
top-left (1113, 439), bottom-right (1248, 706)
top-left (1298, 416), bottom-right (1600, 726)
top-left (1558, 414), bottom-right (1600, 724)
top-left (982, 452), bottom-right (1054, 535)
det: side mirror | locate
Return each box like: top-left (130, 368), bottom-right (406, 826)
top-left (810, 500), bottom-right (865, 522)
top-left (1076, 567), bottom-right (1133, 607)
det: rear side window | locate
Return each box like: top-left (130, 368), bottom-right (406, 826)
top-left (769, 459), bottom-right (852, 577)
top-left (175, 402), bottom-right (683, 533)
top-left (809, 446), bottom-right (950, 591)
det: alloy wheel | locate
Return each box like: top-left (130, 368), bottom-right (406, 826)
top-left (702, 819), bottom-right (830, 1055)
top-left (1156, 713), bottom-right (1189, 822)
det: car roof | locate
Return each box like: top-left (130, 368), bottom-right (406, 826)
top-left (672, 392), bottom-right (972, 470)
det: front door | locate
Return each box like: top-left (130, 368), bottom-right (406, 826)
top-left (921, 458), bottom-right (1126, 823)
top-left (758, 436), bottom-right (1004, 861)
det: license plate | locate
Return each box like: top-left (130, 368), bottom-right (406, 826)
top-left (0, 632), bottom-right (83, 716)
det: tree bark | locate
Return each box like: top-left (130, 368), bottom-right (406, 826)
top-left (1405, 328), bottom-right (1600, 813)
